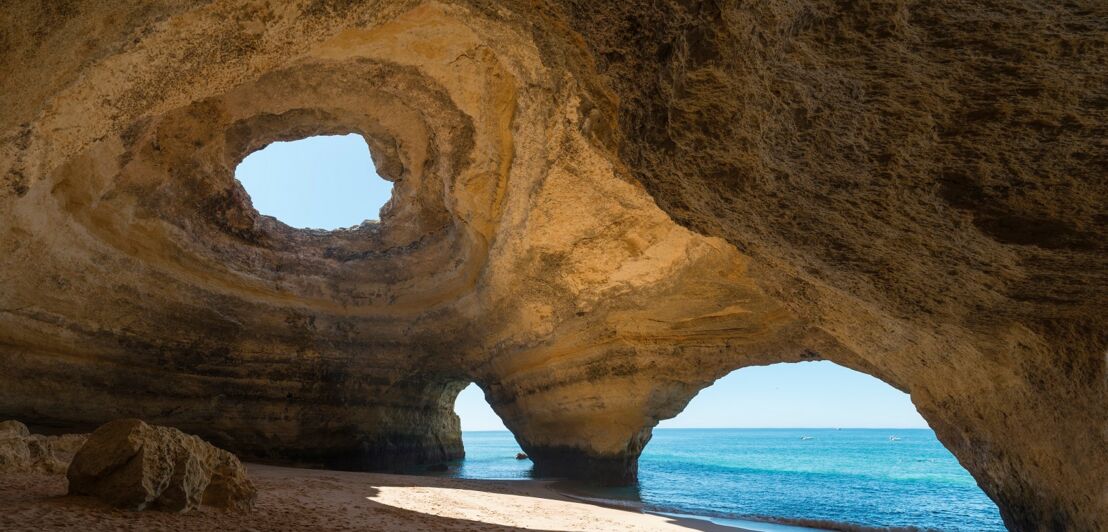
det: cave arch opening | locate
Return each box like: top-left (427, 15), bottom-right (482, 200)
top-left (234, 133), bottom-right (393, 230)
top-left (446, 382), bottom-right (531, 479)
top-left (637, 360), bottom-right (1005, 531)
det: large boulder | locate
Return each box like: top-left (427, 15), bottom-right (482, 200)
top-left (0, 420), bottom-right (87, 474)
top-left (66, 419), bottom-right (256, 512)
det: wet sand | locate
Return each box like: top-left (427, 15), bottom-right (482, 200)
top-left (0, 463), bottom-right (743, 531)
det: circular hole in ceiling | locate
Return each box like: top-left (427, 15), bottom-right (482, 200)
top-left (235, 133), bottom-right (392, 230)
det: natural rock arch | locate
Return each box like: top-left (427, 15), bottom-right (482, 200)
top-left (0, 2), bottom-right (1103, 531)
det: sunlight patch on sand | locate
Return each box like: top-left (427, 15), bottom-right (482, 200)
top-left (367, 485), bottom-right (701, 531)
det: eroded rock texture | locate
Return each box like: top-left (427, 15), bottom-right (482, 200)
top-left (0, 421), bottom-right (86, 474)
top-left (67, 419), bottom-right (256, 512)
top-left (0, 2), bottom-right (1103, 530)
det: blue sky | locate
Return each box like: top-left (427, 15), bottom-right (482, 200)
top-left (236, 134), bottom-right (392, 229)
top-left (454, 361), bottom-right (928, 431)
top-left (236, 134), bottom-right (930, 431)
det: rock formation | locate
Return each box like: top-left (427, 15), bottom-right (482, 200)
top-left (0, 421), bottom-right (86, 474)
top-left (0, 1), bottom-right (1103, 530)
top-left (67, 419), bottom-right (256, 512)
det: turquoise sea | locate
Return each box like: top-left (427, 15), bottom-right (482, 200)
top-left (432, 428), bottom-right (1006, 531)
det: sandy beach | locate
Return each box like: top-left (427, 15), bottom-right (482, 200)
top-left (0, 464), bottom-right (743, 531)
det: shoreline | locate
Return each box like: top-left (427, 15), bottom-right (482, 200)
top-left (0, 462), bottom-right (921, 531)
top-left (549, 482), bottom-right (826, 532)
top-left (546, 479), bottom-right (934, 532)
top-left (0, 463), bottom-right (744, 531)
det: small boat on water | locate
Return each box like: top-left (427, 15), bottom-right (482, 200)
top-left (800, 435), bottom-right (814, 440)
top-left (889, 435), bottom-right (902, 441)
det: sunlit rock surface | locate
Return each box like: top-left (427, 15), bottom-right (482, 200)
top-left (0, 2), bottom-right (1103, 530)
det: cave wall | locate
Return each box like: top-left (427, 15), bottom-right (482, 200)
top-left (1, 1), bottom-right (1104, 530)
top-left (544, 2), bottom-right (1107, 530)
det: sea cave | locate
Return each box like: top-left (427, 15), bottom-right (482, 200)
top-left (0, 2), bottom-right (1104, 531)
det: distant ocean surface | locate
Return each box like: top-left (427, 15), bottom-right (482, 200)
top-left (434, 428), bottom-right (1006, 531)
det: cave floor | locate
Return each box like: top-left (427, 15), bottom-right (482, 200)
top-left (0, 464), bottom-right (739, 531)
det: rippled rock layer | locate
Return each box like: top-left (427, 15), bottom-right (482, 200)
top-left (0, 2), bottom-right (1103, 530)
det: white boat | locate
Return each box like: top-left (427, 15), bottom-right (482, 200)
top-left (800, 435), bottom-right (814, 440)
top-left (889, 435), bottom-right (902, 441)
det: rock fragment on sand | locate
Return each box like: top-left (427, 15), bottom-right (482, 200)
top-left (0, 420), bottom-right (31, 437)
top-left (0, 420), bottom-right (87, 474)
top-left (66, 419), bottom-right (256, 512)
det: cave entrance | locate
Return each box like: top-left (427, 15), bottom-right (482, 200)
top-left (638, 361), bottom-right (1005, 531)
top-left (446, 383), bottom-right (531, 479)
top-left (234, 133), bottom-right (392, 230)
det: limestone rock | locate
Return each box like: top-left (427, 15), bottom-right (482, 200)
top-left (66, 419), bottom-right (256, 512)
top-left (0, 2), bottom-right (1103, 531)
top-left (0, 420), bottom-right (30, 437)
top-left (0, 420), bottom-right (87, 474)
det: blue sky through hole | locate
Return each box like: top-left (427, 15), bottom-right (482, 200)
top-left (235, 134), bottom-right (391, 230)
top-left (234, 137), bottom-right (928, 431)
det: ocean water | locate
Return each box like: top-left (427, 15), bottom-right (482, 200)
top-left (436, 428), bottom-right (1006, 531)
